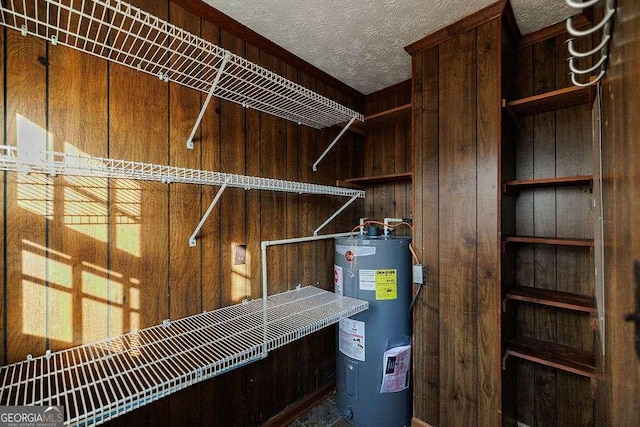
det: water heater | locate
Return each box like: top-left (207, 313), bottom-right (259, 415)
top-left (334, 234), bottom-right (412, 427)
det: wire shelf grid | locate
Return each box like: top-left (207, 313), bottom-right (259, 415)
top-left (0, 286), bottom-right (368, 426)
top-left (0, 0), bottom-right (363, 128)
top-left (0, 145), bottom-right (365, 198)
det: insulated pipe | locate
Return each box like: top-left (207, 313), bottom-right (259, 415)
top-left (260, 231), bottom-right (354, 357)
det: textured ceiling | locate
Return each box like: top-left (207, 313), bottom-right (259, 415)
top-left (203, 0), bottom-right (575, 95)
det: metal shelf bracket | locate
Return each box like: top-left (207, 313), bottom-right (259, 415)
top-left (312, 116), bottom-right (357, 171)
top-left (186, 53), bottom-right (230, 149)
top-left (313, 195), bottom-right (359, 236)
top-left (189, 181), bottom-right (229, 247)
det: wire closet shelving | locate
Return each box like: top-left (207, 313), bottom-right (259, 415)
top-left (0, 286), bottom-right (368, 426)
top-left (0, 146), bottom-right (366, 198)
top-left (0, 0), bottom-right (363, 129)
top-left (0, 1), bottom-right (369, 424)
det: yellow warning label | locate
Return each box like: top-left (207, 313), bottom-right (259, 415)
top-left (375, 269), bottom-right (397, 300)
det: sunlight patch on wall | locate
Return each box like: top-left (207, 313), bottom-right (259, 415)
top-left (61, 142), bottom-right (109, 242)
top-left (231, 242), bottom-right (249, 302)
top-left (129, 287), bottom-right (140, 310)
top-left (82, 298), bottom-right (109, 343)
top-left (82, 271), bottom-right (122, 302)
top-left (17, 173), bottom-right (52, 219)
top-left (48, 286), bottom-right (73, 343)
top-left (21, 280), bottom-right (47, 339)
top-left (109, 305), bottom-right (124, 337)
top-left (21, 249), bottom-right (47, 283)
top-left (16, 114), bottom-right (53, 218)
top-left (63, 181), bottom-right (108, 242)
top-left (17, 114), bottom-right (50, 160)
top-left (113, 179), bottom-right (141, 258)
top-left (48, 255), bottom-right (73, 289)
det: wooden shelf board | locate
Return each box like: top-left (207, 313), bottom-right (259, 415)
top-left (503, 85), bottom-right (594, 116)
top-left (503, 236), bottom-right (594, 249)
top-left (339, 172), bottom-right (413, 187)
top-left (504, 286), bottom-right (596, 313)
top-left (336, 121), bottom-right (366, 136)
top-left (503, 175), bottom-right (593, 194)
top-left (365, 103), bottom-right (411, 123)
top-left (504, 337), bottom-right (596, 379)
top-left (341, 104), bottom-right (412, 134)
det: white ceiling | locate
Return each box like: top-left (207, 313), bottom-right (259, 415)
top-left (203, 0), bottom-right (576, 95)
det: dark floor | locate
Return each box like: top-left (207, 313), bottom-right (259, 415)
top-left (287, 394), bottom-right (350, 427)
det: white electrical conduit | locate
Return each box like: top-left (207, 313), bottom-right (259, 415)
top-left (260, 232), bottom-right (354, 356)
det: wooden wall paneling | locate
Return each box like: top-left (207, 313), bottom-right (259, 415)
top-left (244, 42), bottom-right (263, 427)
top-left (393, 120), bottom-right (411, 220)
top-left (296, 72), bottom-right (316, 398)
top-left (47, 40), bottom-right (108, 352)
top-left (411, 48), bottom-right (426, 423)
top-left (168, 3), bottom-right (202, 320)
top-left (199, 19), bottom-right (222, 316)
top-left (311, 80), bottom-right (338, 390)
top-left (217, 29), bottom-right (248, 426)
top-left (297, 73), bottom-right (317, 287)
top-left (5, 29), bottom-right (48, 364)
top-left (500, 39), bottom-right (519, 427)
top-left (106, 0), bottom-right (170, 424)
top-left (198, 17), bottom-right (224, 427)
top-left (513, 44), bottom-right (536, 425)
top-left (167, 4), bottom-right (203, 427)
top-left (438, 30), bottom-right (478, 424)
top-left (335, 91), bottom-right (358, 231)
top-left (369, 91), bottom-right (395, 221)
top-left (600, 1), bottom-right (640, 423)
top-left (258, 48), bottom-right (290, 423)
top-left (553, 32), bottom-right (595, 425)
top-left (475, 18), bottom-right (501, 425)
top-left (412, 46), bottom-right (441, 424)
top-left (531, 38), bottom-right (558, 424)
top-left (107, 0), bottom-right (169, 328)
top-left (0, 25), bottom-right (4, 365)
top-left (285, 63), bottom-right (304, 403)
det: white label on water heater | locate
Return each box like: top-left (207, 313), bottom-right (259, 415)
top-left (359, 269), bottom-right (376, 291)
top-left (334, 264), bottom-right (343, 295)
top-left (339, 318), bottom-right (365, 361)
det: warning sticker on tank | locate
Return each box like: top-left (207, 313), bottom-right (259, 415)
top-left (339, 318), bottom-right (365, 361)
top-left (334, 264), bottom-right (343, 296)
top-left (375, 269), bottom-right (397, 300)
top-left (359, 269), bottom-right (376, 291)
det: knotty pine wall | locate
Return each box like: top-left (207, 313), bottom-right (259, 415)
top-left (408, 7), bottom-right (505, 425)
top-left (0, 0), bottom-right (364, 425)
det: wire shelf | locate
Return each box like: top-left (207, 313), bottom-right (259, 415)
top-left (0, 286), bottom-right (368, 426)
top-left (0, 145), bottom-right (365, 198)
top-left (0, 0), bottom-right (363, 128)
